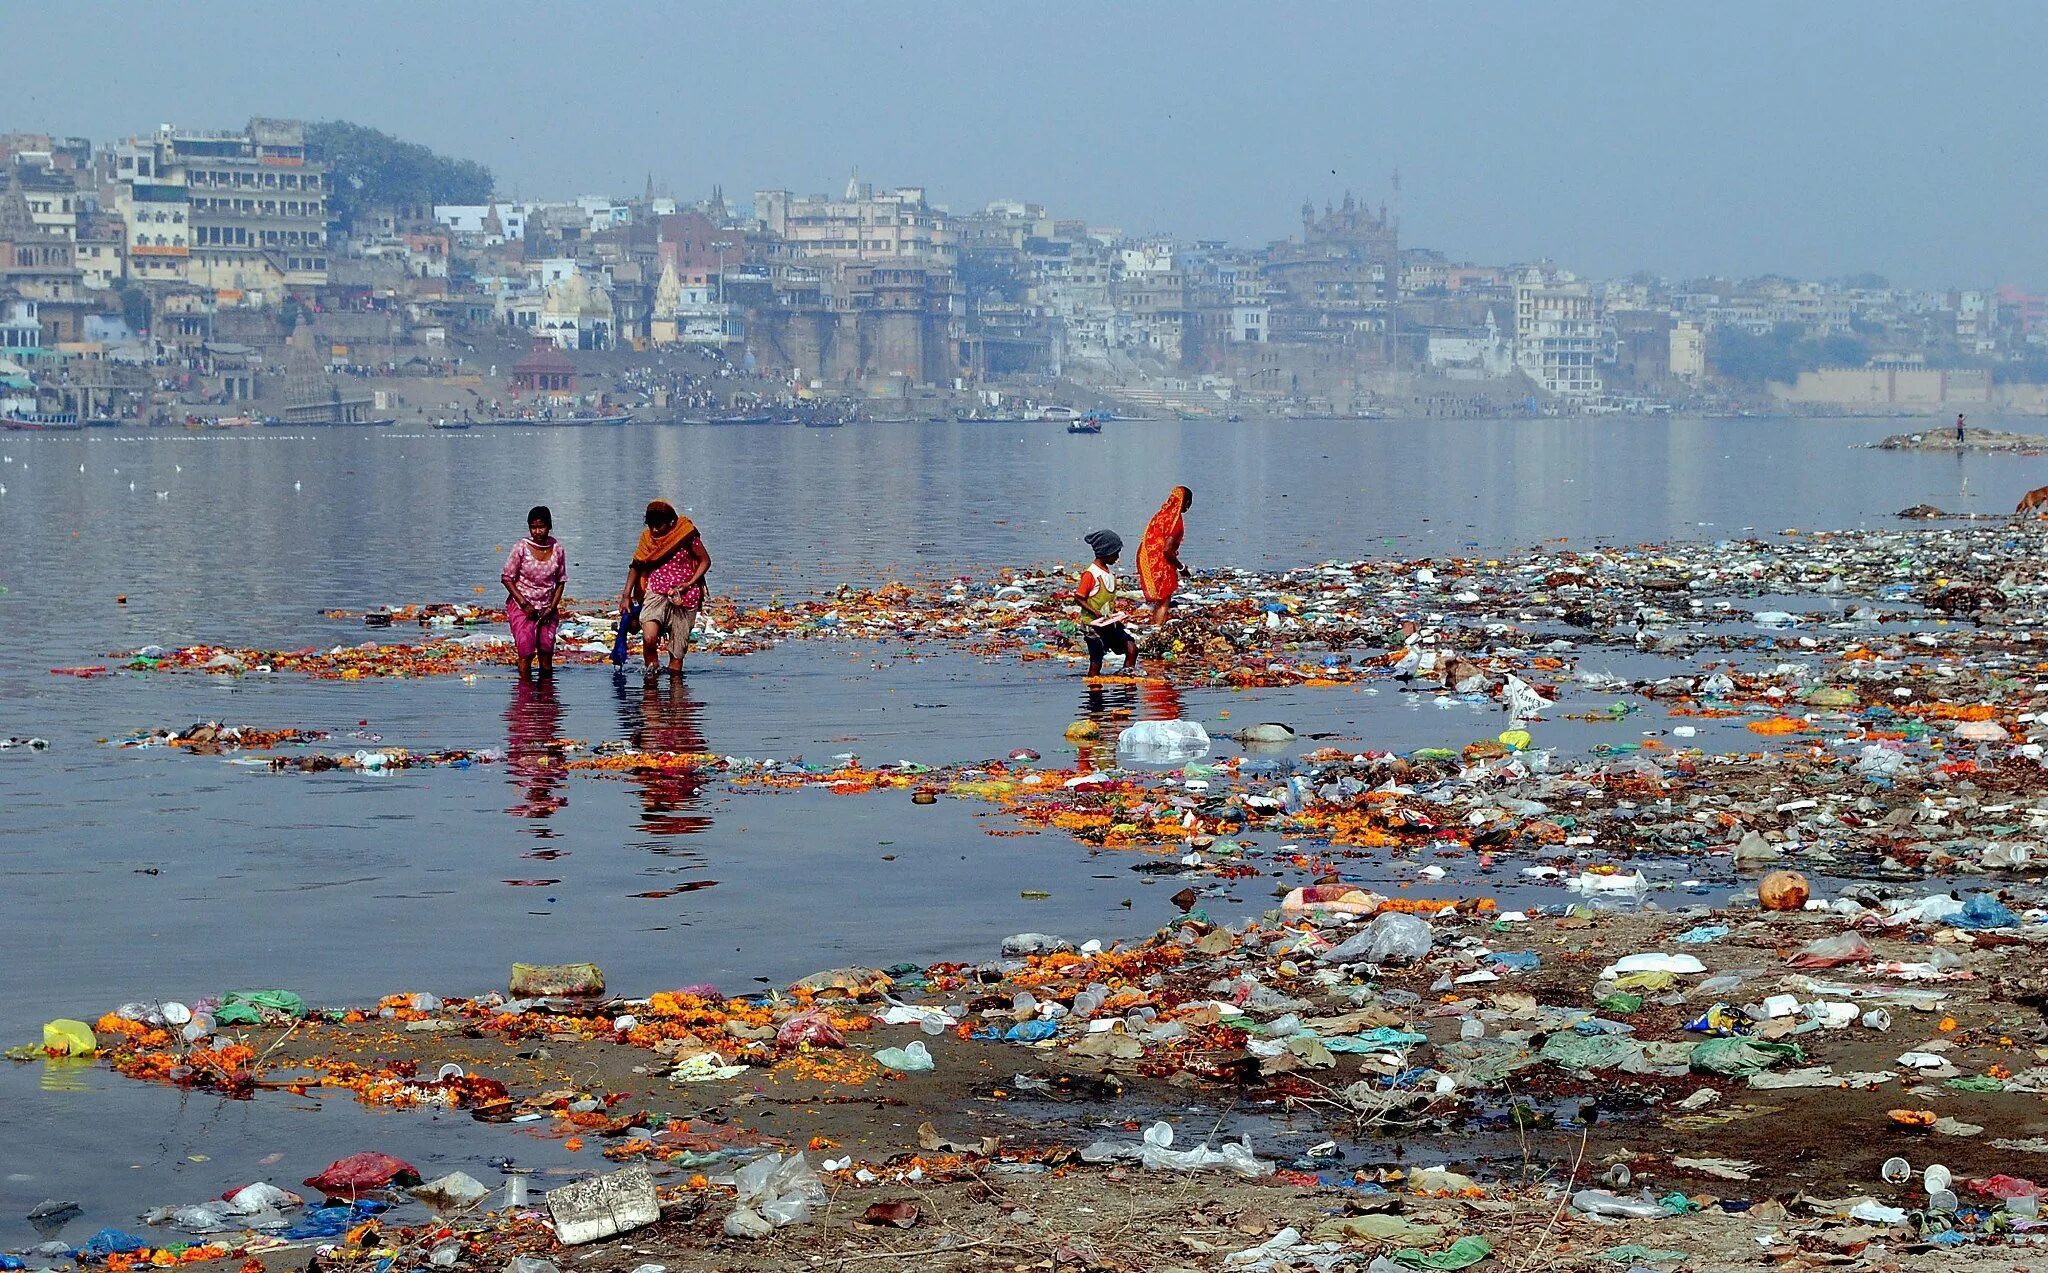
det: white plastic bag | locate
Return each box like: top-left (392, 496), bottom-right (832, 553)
top-left (1117, 719), bottom-right (1212, 764)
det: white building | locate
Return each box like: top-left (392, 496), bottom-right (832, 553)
top-left (1428, 311), bottom-right (1514, 379)
top-left (434, 202), bottom-right (532, 243)
top-left (1514, 268), bottom-right (1604, 398)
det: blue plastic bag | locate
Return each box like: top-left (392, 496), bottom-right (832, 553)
top-left (1950, 894), bottom-right (2019, 930)
top-left (81, 1230), bottom-right (148, 1258)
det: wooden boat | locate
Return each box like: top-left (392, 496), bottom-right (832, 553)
top-left (1065, 411), bottom-right (1106, 435)
top-left (0, 411), bottom-right (83, 432)
top-left (479, 413), bottom-right (631, 427)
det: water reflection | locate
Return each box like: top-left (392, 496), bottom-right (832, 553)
top-left (1074, 676), bottom-right (1186, 770)
top-left (613, 674), bottom-right (711, 837)
top-left (504, 678), bottom-right (567, 828)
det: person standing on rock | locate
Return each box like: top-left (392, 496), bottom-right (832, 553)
top-left (1957, 413), bottom-right (1967, 444)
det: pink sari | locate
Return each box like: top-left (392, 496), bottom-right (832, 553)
top-left (503, 538), bottom-right (567, 657)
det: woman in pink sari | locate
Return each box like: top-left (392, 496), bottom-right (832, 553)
top-left (502, 505), bottom-right (568, 681)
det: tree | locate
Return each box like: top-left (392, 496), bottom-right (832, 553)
top-left (115, 283), bottom-right (150, 336)
top-left (1709, 323), bottom-right (1868, 386)
top-left (307, 121), bottom-right (493, 228)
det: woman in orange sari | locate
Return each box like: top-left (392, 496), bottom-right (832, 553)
top-left (620, 500), bottom-right (711, 677)
top-left (1137, 486), bottom-right (1192, 626)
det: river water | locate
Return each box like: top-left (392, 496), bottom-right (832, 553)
top-left (0, 414), bottom-right (2031, 1239)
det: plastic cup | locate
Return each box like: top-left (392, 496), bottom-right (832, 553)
top-left (1881, 1157), bottom-right (1910, 1185)
top-left (1924, 1164), bottom-right (1953, 1195)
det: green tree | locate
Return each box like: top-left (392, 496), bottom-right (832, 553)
top-left (115, 283), bottom-right (150, 336)
top-left (307, 121), bottom-right (493, 228)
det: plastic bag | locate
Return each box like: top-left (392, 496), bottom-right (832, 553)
top-left (1950, 894), bottom-right (2019, 930)
top-left (1570, 1189), bottom-right (1669, 1219)
top-left (1322, 913), bottom-right (1433, 965)
top-left (214, 990), bottom-right (307, 1025)
top-left (1689, 1038), bottom-right (1803, 1077)
top-left (41, 1020), bottom-right (96, 1056)
top-left (873, 1041), bottom-right (934, 1072)
top-left (304, 1152), bottom-right (421, 1195)
top-left (1139, 1138), bottom-right (1272, 1178)
top-left (1117, 719), bottom-right (1212, 764)
top-left (1501, 675), bottom-right (1553, 722)
top-left (774, 1011), bottom-right (845, 1049)
top-left (1786, 932), bottom-right (1871, 968)
top-left (226, 1183), bottom-right (302, 1214)
top-left (732, 1154), bottom-right (825, 1228)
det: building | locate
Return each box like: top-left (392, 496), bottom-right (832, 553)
top-left (754, 178), bottom-right (958, 266)
top-left (111, 118), bottom-right (328, 295)
top-left (536, 272), bottom-right (614, 350)
top-left (435, 201), bottom-right (532, 244)
top-left (1513, 268), bottom-right (1604, 397)
top-left (1669, 320), bottom-right (1705, 381)
top-left (512, 342), bottom-right (576, 393)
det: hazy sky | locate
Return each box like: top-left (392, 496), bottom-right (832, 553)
top-left (7, 1), bottom-right (2044, 287)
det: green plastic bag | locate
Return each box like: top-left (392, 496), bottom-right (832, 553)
top-left (214, 990), bottom-right (307, 1025)
top-left (1689, 1037), bottom-right (1802, 1077)
top-left (1391, 1236), bottom-right (1493, 1270)
top-left (1540, 1032), bottom-right (1644, 1073)
top-left (1595, 992), bottom-right (1643, 1013)
top-left (42, 1019), bottom-right (97, 1056)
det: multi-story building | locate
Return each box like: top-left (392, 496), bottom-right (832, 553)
top-left (112, 118), bottom-right (328, 295)
top-left (1669, 320), bottom-right (1705, 381)
top-left (754, 179), bottom-right (958, 267)
top-left (1514, 267), bottom-right (1604, 397)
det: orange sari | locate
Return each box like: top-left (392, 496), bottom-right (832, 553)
top-left (634, 501), bottom-right (697, 569)
top-left (1137, 486), bottom-right (1189, 603)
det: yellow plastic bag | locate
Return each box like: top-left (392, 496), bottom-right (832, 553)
top-left (42, 1019), bottom-right (96, 1057)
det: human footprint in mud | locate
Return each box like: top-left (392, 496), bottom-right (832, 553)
top-left (621, 499), bottom-right (711, 678)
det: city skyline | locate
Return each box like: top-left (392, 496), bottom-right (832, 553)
top-left (5, 0), bottom-right (2046, 290)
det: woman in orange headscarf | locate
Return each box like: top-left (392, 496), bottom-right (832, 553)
top-left (1137, 485), bottom-right (1192, 626)
top-left (621, 499), bottom-right (711, 677)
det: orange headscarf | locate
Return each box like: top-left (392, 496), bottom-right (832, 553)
top-left (634, 500), bottom-right (697, 568)
top-left (1137, 486), bottom-right (1190, 602)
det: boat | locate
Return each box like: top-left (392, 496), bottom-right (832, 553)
top-left (431, 419), bottom-right (473, 431)
top-left (802, 415), bottom-right (846, 429)
top-left (84, 417), bottom-right (125, 429)
top-left (1066, 411), bottom-right (1106, 435)
top-left (479, 413), bottom-right (631, 427)
top-left (1, 410), bottom-right (83, 432)
top-left (683, 412), bottom-right (777, 426)
top-left (1039, 405), bottom-right (1083, 424)
top-left (262, 416), bottom-right (396, 428)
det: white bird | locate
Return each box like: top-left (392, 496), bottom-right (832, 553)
top-left (79, 463), bottom-right (86, 472)
top-left (293, 480), bottom-right (302, 491)
top-left (174, 464), bottom-right (181, 472)
top-left (129, 481), bottom-right (136, 491)
top-left (156, 491), bottom-right (168, 500)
